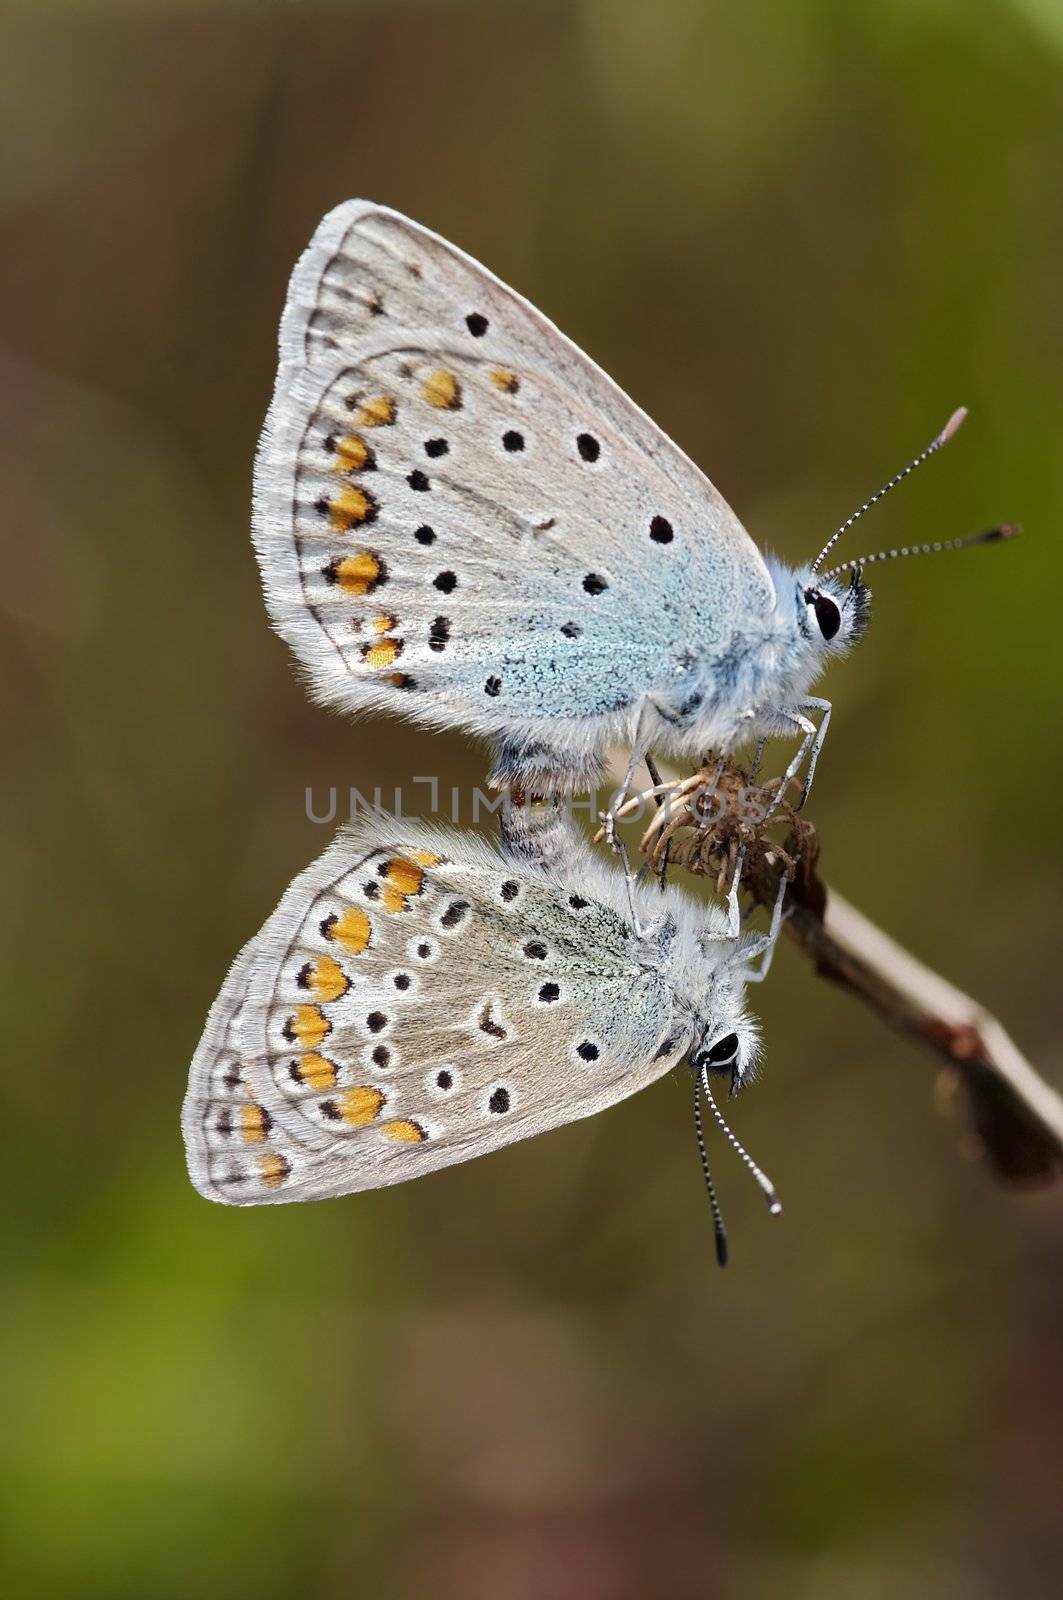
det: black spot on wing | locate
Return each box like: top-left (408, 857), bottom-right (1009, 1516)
top-left (478, 1001), bottom-right (507, 1039)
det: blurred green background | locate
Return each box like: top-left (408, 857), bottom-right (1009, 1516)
top-left (3, 2), bottom-right (1062, 1596)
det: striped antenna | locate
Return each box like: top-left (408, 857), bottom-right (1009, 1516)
top-left (692, 1070), bottom-right (728, 1267)
top-left (699, 1067), bottom-right (782, 1217)
top-left (810, 407), bottom-right (968, 575)
top-left (819, 522), bottom-right (1019, 583)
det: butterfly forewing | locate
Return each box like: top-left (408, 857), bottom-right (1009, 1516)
top-left (254, 201), bottom-right (775, 746)
top-left (182, 821), bottom-right (692, 1205)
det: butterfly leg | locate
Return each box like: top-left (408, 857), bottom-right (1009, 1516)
top-left (794, 697), bottom-right (832, 809)
top-left (602, 782), bottom-right (652, 936)
top-left (769, 697), bottom-right (832, 813)
top-left (644, 753), bottom-right (672, 889)
top-left (740, 868), bottom-right (789, 984)
top-left (602, 745), bottom-right (640, 852)
top-left (749, 735), bottom-right (768, 783)
top-left (617, 832), bottom-right (651, 937)
top-left (602, 700), bottom-right (657, 850)
top-left (599, 704), bottom-right (662, 937)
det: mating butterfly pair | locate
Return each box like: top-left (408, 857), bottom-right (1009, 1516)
top-left (184, 202), bottom-right (1006, 1236)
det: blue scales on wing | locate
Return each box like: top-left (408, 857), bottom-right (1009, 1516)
top-left (252, 202), bottom-right (776, 774)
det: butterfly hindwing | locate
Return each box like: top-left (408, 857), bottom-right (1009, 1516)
top-left (182, 819), bottom-right (694, 1205)
top-left (254, 202), bottom-right (776, 758)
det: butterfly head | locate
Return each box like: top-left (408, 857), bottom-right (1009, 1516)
top-left (690, 1016), bottom-right (760, 1097)
top-left (795, 565), bottom-right (871, 657)
top-left (782, 406), bottom-right (1011, 672)
top-left (686, 947), bottom-right (761, 1093)
top-left (633, 898), bottom-right (759, 1090)
top-left (673, 915), bottom-right (763, 1091)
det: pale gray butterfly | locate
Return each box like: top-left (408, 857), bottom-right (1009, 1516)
top-left (252, 200), bottom-right (1012, 809)
top-left (182, 810), bottom-right (781, 1257)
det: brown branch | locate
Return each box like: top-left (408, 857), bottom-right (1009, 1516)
top-left (608, 759), bottom-right (1063, 1187)
top-left (785, 878), bottom-right (1063, 1185)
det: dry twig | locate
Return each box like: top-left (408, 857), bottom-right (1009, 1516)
top-left (612, 759), bottom-right (1063, 1187)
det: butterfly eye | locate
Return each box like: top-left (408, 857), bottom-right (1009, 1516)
top-left (696, 1032), bottom-right (740, 1071)
top-left (803, 587), bottom-right (841, 641)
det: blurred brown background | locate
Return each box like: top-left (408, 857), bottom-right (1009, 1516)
top-left (3, 3), bottom-right (1062, 1597)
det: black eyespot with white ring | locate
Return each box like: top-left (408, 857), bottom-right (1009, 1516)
top-left (426, 1064), bottom-right (461, 1100)
top-left (803, 586), bottom-right (842, 642)
top-left (367, 1041), bottom-right (396, 1073)
top-left (693, 1032), bottom-right (740, 1073)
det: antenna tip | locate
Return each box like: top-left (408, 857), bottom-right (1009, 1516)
top-left (768, 1199), bottom-right (783, 1216)
top-left (988, 521), bottom-right (1021, 542)
top-left (714, 1228), bottom-right (729, 1268)
top-left (937, 406), bottom-right (968, 446)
